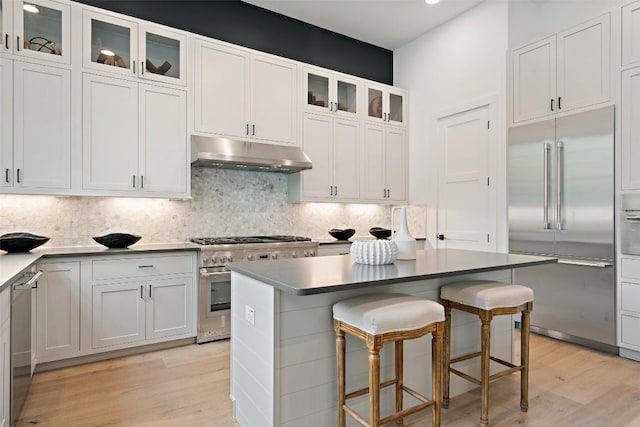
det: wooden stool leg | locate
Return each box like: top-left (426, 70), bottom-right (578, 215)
top-left (395, 340), bottom-right (404, 426)
top-left (480, 314), bottom-right (492, 427)
top-left (432, 323), bottom-right (443, 427)
top-left (521, 303), bottom-right (532, 412)
top-left (369, 346), bottom-right (381, 427)
top-left (335, 325), bottom-right (346, 427)
top-left (442, 303), bottom-right (451, 409)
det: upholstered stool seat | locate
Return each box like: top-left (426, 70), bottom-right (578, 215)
top-left (333, 293), bottom-right (445, 427)
top-left (440, 281), bottom-right (534, 427)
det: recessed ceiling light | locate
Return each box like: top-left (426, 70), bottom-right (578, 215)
top-left (100, 49), bottom-right (115, 57)
top-left (425, 0), bottom-right (441, 4)
top-left (23, 4), bottom-right (39, 13)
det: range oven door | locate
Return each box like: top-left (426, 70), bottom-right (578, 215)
top-left (198, 267), bottom-right (231, 343)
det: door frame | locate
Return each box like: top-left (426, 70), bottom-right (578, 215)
top-left (432, 94), bottom-right (505, 251)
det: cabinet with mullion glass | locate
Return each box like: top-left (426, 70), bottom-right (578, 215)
top-left (304, 67), bottom-right (359, 117)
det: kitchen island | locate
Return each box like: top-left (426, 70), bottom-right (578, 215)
top-left (227, 249), bottom-right (556, 427)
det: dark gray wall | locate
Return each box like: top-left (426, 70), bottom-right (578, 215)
top-left (76, 0), bottom-right (393, 85)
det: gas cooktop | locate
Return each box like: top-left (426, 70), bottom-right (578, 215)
top-left (190, 235), bottom-right (312, 246)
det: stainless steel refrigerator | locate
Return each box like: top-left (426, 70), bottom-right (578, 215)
top-left (508, 105), bottom-right (616, 352)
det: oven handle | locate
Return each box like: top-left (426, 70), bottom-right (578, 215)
top-left (200, 270), bottom-right (230, 278)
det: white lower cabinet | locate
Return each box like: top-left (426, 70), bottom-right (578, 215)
top-left (35, 261), bottom-right (81, 364)
top-left (619, 256), bottom-right (640, 353)
top-left (91, 276), bottom-right (193, 349)
top-left (83, 252), bottom-right (196, 353)
top-left (0, 286), bottom-right (10, 427)
top-left (34, 252), bottom-right (197, 365)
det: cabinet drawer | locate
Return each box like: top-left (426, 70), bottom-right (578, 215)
top-left (92, 255), bottom-right (193, 281)
top-left (621, 257), bottom-right (640, 281)
top-left (621, 314), bottom-right (640, 348)
top-left (621, 282), bottom-right (640, 313)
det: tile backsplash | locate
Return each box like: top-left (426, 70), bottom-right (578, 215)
top-left (0, 168), bottom-right (426, 248)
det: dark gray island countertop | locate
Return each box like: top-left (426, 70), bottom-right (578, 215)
top-left (227, 248), bottom-right (557, 295)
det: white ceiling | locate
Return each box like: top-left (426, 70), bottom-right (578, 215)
top-left (242, 0), bottom-right (485, 50)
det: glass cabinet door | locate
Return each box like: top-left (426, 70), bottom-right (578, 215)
top-left (140, 25), bottom-right (186, 86)
top-left (388, 92), bottom-right (405, 125)
top-left (336, 77), bottom-right (357, 115)
top-left (367, 87), bottom-right (384, 120)
top-left (1, 0), bottom-right (11, 53)
top-left (305, 70), bottom-right (331, 112)
top-left (83, 10), bottom-right (137, 77)
top-left (14, 0), bottom-right (70, 64)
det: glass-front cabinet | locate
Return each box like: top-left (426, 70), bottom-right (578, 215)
top-left (1, 0), bottom-right (70, 64)
top-left (304, 67), bottom-right (359, 117)
top-left (83, 10), bottom-right (186, 86)
top-left (366, 83), bottom-right (407, 127)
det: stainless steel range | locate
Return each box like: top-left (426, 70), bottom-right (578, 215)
top-left (191, 235), bottom-right (319, 343)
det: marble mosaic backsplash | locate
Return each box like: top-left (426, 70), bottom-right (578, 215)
top-left (0, 168), bottom-right (426, 248)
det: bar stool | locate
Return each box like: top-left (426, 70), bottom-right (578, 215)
top-left (439, 280), bottom-right (533, 427)
top-left (333, 293), bottom-right (445, 427)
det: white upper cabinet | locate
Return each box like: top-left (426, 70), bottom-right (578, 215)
top-left (1, 0), bottom-right (71, 64)
top-left (304, 67), bottom-right (359, 118)
top-left (1, 60), bottom-right (71, 191)
top-left (364, 83), bottom-right (407, 127)
top-left (82, 73), bottom-right (187, 197)
top-left (512, 14), bottom-right (610, 123)
top-left (194, 39), bottom-right (297, 145)
top-left (621, 66), bottom-right (640, 191)
top-left (623, 0), bottom-right (640, 66)
top-left (83, 9), bottom-right (187, 86)
top-left (360, 124), bottom-right (406, 203)
top-left (290, 113), bottom-right (359, 201)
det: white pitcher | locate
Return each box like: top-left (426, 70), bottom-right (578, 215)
top-left (391, 206), bottom-right (416, 260)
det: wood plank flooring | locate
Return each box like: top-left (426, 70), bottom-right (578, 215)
top-left (18, 332), bottom-right (640, 426)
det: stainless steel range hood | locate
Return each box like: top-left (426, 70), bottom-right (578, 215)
top-left (190, 135), bottom-right (312, 174)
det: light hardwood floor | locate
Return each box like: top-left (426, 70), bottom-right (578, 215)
top-left (18, 333), bottom-right (640, 426)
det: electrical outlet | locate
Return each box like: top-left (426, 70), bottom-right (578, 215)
top-left (245, 305), bottom-right (255, 325)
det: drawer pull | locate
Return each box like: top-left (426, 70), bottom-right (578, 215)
top-left (138, 265), bottom-right (154, 269)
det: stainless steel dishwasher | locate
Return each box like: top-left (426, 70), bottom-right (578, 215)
top-left (11, 268), bottom-right (41, 425)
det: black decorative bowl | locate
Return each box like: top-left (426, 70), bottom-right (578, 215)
top-left (369, 227), bottom-right (392, 240)
top-left (328, 228), bottom-right (356, 241)
top-left (93, 233), bottom-right (141, 249)
top-left (0, 232), bottom-right (49, 253)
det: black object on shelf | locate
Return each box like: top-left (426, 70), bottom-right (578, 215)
top-left (369, 227), bottom-right (392, 240)
top-left (93, 233), bottom-right (141, 249)
top-left (0, 232), bottom-right (49, 253)
top-left (328, 229), bottom-right (355, 241)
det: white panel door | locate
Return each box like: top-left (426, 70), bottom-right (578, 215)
top-left (437, 105), bottom-right (494, 251)
top-left (82, 73), bottom-right (138, 191)
top-left (386, 127), bottom-right (407, 202)
top-left (512, 35), bottom-right (556, 123)
top-left (91, 282), bottom-right (146, 349)
top-left (557, 14), bottom-right (610, 113)
top-left (252, 55), bottom-right (296, 144)
top-left (622, 66), bottom-right (640, 191)
top-left (623, 0), bottom-right (640, 66)
top-left (146, 277), bottom-right (193, 340)
top-left (301, 113), bottom-right (332, 199)
top-left (360, 123), bottom-right (386, 200)
top-left (13, 61), bottom-right (70, 189)
top-left (332, 118), bottom-right (359, 200)
top-left (0, 58), bottom-right (12, 188)
top-left (36, 261), bottom-right (80, 363)
top-left (194, 40), bottom-right (249, 137)
top-left (139, 84), bottom-right (187, 195)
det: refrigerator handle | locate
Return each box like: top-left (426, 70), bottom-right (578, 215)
top-left (557, 140), bottom-right (564, 230)
top-left (543, 142), bottom-right (552, 230)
